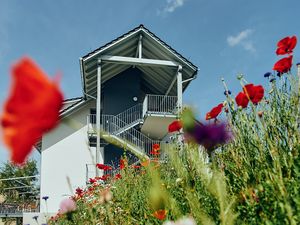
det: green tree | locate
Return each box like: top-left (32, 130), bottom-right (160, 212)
top-left (0, 160), bottom-right (39, 203)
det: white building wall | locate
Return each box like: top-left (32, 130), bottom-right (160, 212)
top-left (40, 101), bottom-right (97, 213)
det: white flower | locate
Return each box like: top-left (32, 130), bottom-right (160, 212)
top-left (163, 217), bottom-right (196, 225)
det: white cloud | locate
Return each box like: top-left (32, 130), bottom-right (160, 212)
top-left (227, 29), bottom-right (256, 52)
top-left (164, 0), bottom-right (187, 13)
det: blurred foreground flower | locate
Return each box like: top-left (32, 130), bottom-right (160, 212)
top-left (0, 57), bottom-right (63, 165)
top-left (59, 198), bottom-right (76, 214)
top-left (188, 123), bottom-right (231, 152)
top-left (99, 188), bottom-right (113, 204)
top-left (163, 217), bottom-right (196, 225)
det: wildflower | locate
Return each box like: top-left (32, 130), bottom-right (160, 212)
top-left (243, 84), bottom-right (264, 104)
top-left (163, 217), bottom-right (196, 225)
top-left (235, 92), bottom-right (249, 108)
top-left (99, 174), bottom-right (110, 181)
top-left (75, 188), bottom-right (83, 196)
top-left (150, 150), bottom-right (161, 155)
top-left (168, 120), bottom-right (182, 132)
top-left (89, 178), bottom-right (97, 184)
top-left (96, 163), bottom-right (112, 171)
top-left (132, 165), bottom-right (141, 169)
top-left (153, 209), bottom-right (167, 220)
top-left (270, 78), bottom-right (276, 82)
top-left (205, 103), bottom-right (223, 120)
top-left (152, 143), bottom-right (160, 151)
top-left (276, 36), bottom-right (297, 55)
top-left (190, 123), bottom-right (231, 151)
top-left (42, 196), bottom-right (49, 201)
top-left (263, 72), bottom-right (272, 78)
top-left (273, 55), bottom-right (293, 73)
top-left (99, 188), bottom-right (113, 204)
top-left (0, 57), bottom-right (63, 165)
top-left (59, 198), bottom-right (76, 214)
top-left (150, 143), bottom-right (161, 155)
top-left (115, 174), bottom-right (122, 179)
top-left (119, 158), bottom-right (127, 170)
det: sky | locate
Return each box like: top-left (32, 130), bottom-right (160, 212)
top-left (0, 0), bottom-right (300, 165)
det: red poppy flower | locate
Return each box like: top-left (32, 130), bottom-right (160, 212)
top-left (75, 188), bottom-right (83, 196)
top-left (0, 57), bottom-right (63, 165)
top-left (276, 36), bottom-right (297, 55)
top-left (132, 165), bottom-right (141, 169)
top-left (235, 92), bottom-right (249, 108)
top-left (168, 120), bottom-right (182, 132)
top-left (273, 55), bottom-right (293, 73)
top-left (152, 143), bottom-right (160, 151)
top-left (153, 209), bottom-right (167, 220)
top-left (89, 178), bottom-right (97, 184)
top-left (243, 84), bottom-right (264, 104)
top-left (115, 174), bottom-right (122, 179)
top-left (96, 163), bottom-right (112, 171)
top-left (205, 103), bottom-right (223, 120)
top-left (150, 150), bottom-right (161, 155)
top-left (98, 174), bottom-right (110, 181)
top-left (119, 159), bottom-right (127, 170)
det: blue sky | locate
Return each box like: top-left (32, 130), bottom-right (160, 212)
top-left (0, 0), bottom-right (299, 165)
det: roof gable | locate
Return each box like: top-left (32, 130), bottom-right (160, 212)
top-left (80, 25), bottom-right (198, 98)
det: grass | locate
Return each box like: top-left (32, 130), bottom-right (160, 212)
top-left (49, 70), bottom-right (300, 225)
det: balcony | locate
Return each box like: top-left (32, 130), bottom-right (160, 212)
top-left (86, 94), bottom-right (178, 151)
top-left (141, 94), bottom-right (178, 139)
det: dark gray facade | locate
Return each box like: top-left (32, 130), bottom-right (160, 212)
top-left (102, 67), bottom-right (144, 165)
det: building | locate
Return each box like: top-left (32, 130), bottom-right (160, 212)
top-left (30, 25), bottom-right (198, 222)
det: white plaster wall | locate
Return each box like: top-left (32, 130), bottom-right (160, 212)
top-left (40, 101), bottom-right (98, 213)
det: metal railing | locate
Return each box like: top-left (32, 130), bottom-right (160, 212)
top-left (102, 115), bottom-right (159, 156)
top-left (87, 114), bottom-right (160, 157)
top-left (114, 104), bottom-right (143, 126)
top-left (143, 94), bottom-right (177, 115)
top-left (0, 203), bottom-right (39, 217)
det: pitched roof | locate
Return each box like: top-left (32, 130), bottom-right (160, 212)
top-left (80, 24), bottom-right (198, 98)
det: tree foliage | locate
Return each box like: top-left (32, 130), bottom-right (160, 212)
top-left (0, 160), bottom-right (39, 203)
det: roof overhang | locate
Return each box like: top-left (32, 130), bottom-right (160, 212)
top-left (80, 25), bottom-right (198, 98)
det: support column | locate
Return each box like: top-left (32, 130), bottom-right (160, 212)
top-left (177, 65), bottom-right (183, 115)
top-left (96, 59), bottom-right (103, 176)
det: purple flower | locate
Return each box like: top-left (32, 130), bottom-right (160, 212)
top-left (190, 123), bottom-right (231, 151)
top-left (270, 78), bottom-right (276, 82)
top-left (263, 72), bottom-right (272, 78)
top-left (42, 196), bottom-right (49, 201)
